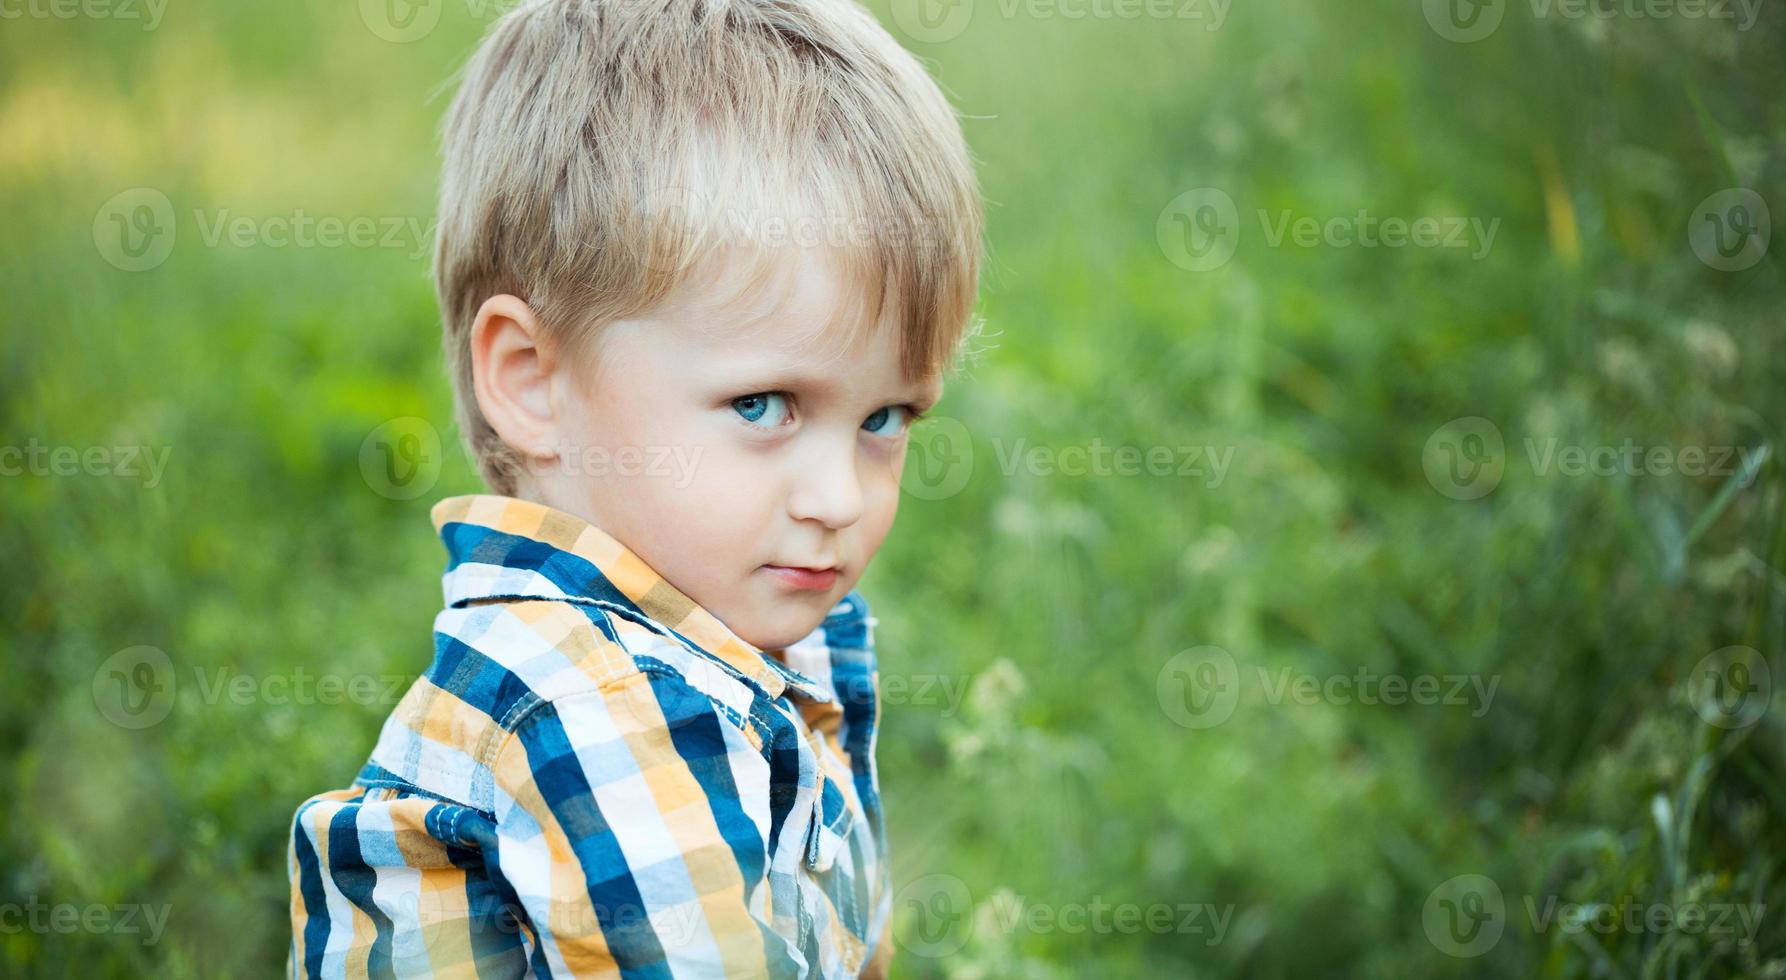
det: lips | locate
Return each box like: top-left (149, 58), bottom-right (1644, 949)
top-left (763, 564), bottom-right (840, 591)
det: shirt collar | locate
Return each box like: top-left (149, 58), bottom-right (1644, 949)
top-left (430, 494), bottom-right (859, 702)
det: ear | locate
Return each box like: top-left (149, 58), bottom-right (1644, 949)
top-left (469, 294), bottom-right (562, 467)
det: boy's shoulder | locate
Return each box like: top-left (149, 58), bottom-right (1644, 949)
top-left (358, 495), bottom-right (879, 812)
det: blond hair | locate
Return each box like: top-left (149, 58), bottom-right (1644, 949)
top-left (433, 0), bottom-right (984, 494)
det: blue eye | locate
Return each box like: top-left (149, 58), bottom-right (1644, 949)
top-left (733, 392), bottom-right (791, 428)
top-left (862, 405), bottom-right (910, 437)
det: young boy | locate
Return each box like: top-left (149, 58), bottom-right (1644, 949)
top-left (287, 0), bottom-right (981, 977)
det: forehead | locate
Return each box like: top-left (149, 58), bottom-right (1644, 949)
top-left (643, 244), bottom-right (941, 394)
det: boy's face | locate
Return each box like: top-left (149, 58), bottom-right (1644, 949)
top-left (536, 247), bottom-right (942, 651)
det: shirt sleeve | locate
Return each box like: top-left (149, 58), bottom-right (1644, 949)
top-left (487, 668), bottom-right (794, 978)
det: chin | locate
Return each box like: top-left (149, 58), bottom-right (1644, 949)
top-left (735, 611), bottom-right (827, 652)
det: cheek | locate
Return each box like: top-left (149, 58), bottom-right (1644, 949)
top-left (856, 460), bottom-right (904, 555)
top-left (607, 444), bottom-right (776, 605)
top-left (652, 434), bottom-right (783, 545)
top-left (563, 387), bottom-right (766, 548)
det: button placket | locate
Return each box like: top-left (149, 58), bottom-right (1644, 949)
top-left (802, 730), bottom-right (855, 873)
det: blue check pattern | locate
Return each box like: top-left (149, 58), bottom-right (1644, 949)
top-left (288, 495), bottom-right (892, 978)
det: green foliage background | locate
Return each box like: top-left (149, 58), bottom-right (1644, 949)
top-left (2, 0), bottom-right (1783, 975)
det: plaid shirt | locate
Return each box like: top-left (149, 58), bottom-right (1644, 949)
top-left (289, 495), bottom-right (892, 978)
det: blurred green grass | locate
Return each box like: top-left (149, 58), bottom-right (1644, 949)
top-left (2, 0), bottom-right (1784, 976)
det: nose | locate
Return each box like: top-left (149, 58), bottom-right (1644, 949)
top-left (786, 434), bottom-right (866, 530)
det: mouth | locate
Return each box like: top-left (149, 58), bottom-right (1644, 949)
top-left (762, 564), bottom-right (841, 591)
